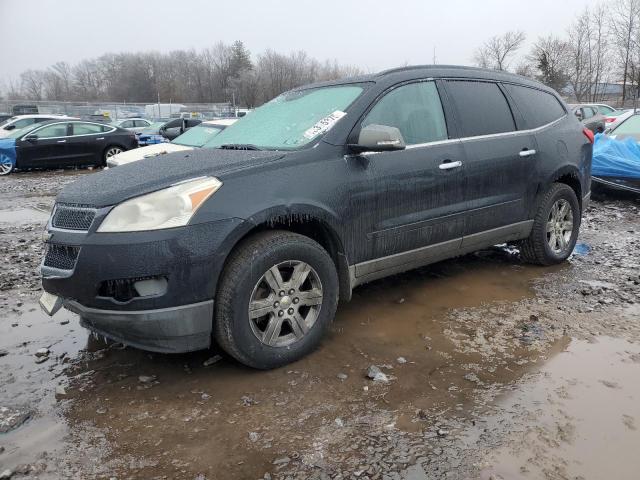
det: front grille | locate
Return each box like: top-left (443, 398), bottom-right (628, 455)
top-left (52, 204), bottom-right (96, 231)
top-left (44, 244), bottom-right (80, 270)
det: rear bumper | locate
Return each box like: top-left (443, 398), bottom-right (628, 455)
top-left (67, 299), bottom-right (214, 353)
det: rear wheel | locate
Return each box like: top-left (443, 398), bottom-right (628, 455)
top-left (103, 146), bottom-right (123, 166)
top-left (0, 153), bottom-right (14, 176)
top-left (520, 183), bottom-right (581, 265)
top-left (214, 230), bottom-right (339, 369)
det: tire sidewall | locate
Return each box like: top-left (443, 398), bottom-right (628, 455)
top-left (222, 240), bottom-right (338, 368)
top-left (541, 185), bottom-right (581, 262)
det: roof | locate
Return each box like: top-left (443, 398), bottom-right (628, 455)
top-left (295, 64), bottom-right (548, 92)
top-left (10, 114), bottom-right (72, 120)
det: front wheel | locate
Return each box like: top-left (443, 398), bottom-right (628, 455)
top-left (520, 183), bottom-right (581, 265)
top-left (0, 153), bottom-right (15, 176)
top-left (214, 230), bottom-right (339, 369)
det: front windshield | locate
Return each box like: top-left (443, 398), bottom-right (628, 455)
top-left (204, 85), bottom-right (364, 150)
top-left (173, 124), bottom-right (223, 147)
top-left (611, 115), bottom-right (640, 141)
top-left (6, 122), bottom-right (41, 139)
top-left (0, 117), bottom-right (17, 127)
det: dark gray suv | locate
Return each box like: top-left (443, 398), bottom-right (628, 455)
top-left (40, 66), bottom-right (593, 369)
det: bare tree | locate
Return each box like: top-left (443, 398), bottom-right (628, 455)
top-left (20, 70), bottom-right (45, 100)
top-left (474, 31), bottom-right (526, 71)
top-left (609, 0), bottom-right (640, 102)
top-left (528, 35), bottom-right (571, 91)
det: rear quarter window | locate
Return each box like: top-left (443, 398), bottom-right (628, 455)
top-left (503, 84), bottom-right (566, 129)
top-left (445, 80), bottom-right (516, 137)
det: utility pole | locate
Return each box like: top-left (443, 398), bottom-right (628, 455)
top-left (433, 47), bottom-right (437, 65)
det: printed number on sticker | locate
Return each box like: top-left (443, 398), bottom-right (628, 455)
top-left (303, 111), bottom-right (347, 140)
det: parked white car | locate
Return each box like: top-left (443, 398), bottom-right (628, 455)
top-left (111, 118), bottom-right (154, 134)
top-left (107, 118), bottom-right (237, 167)
top-left (604, 109), bottom-right (635, 130)
top-left (0, 115), bottom-right (74, 138)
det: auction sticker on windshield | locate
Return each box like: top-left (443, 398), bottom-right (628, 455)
top-left (303, 111), bottom-right (346, 140)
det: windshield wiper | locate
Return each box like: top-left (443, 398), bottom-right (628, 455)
top-left (218, 143), bottom-right (261, 151)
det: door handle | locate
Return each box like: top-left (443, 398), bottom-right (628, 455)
top-left (96, 137), bottom-right (104, 140)
top-left (519, 149), bottom-right (537, 157)
top-left (439, 160), bottom-right (463, 170)
top-left (57, 140), bottom-right (66, 143)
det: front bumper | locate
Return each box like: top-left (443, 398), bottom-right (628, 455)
top-left (67, 299), bottom-right (214, 353)
top-left (41, 215), bottom-right (248, 353)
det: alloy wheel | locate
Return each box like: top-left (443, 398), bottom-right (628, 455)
top-left (546, 198), bottom-right (574, 254)
top-left (248, 260), bottom-right (323, 347)
top-left (0, 154), bottom-right (14, 175)
top-left (105, 147), bottom-right (123, 159)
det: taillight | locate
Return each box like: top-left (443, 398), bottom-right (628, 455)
top-left (583, 128), bottom-right (594, 144)
top-left (605, 117), bottom-right (616, 123)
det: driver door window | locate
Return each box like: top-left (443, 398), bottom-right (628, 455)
top-left (361, 81), bottom-right (448, 145)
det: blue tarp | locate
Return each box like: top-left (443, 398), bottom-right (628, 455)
top-left (0, 138), bottom-right (17, 169)
top-left (593, 133), bottom-right (640, 179)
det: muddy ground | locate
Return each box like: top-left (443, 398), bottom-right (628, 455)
top-left (0, 170), bottom-right (639, 480)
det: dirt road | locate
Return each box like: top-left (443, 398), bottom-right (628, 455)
top-left (1, 170), bottom-right (639, 480)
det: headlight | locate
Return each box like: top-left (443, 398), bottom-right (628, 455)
top-left (97, 177), bottom-right (222, 232)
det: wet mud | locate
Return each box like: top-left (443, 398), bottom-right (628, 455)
top-left (0, 171), bottom-right (638, 479)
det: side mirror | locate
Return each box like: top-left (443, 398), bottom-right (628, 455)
top-left (575, 110), bottom-right (583, 120)
top-left (5, 125), bottom-right (15, 131)
top-left (349, 124), bottom-right (406, 153)
top-left (25, 134), bottom-right (38, 142)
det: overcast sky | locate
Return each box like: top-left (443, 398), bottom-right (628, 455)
top-left (0, 0), bottom-right (602, 84)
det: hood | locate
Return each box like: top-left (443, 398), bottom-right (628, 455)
top-left (109, 142), bottom-right (193, 166)
top-left (58, 148), bottom-right (285, 207)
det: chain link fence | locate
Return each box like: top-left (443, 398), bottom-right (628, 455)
top-left (0, 100), bottom-right (241, 122)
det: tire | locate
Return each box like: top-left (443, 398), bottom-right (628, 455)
top-left (0, 153), bottom-right (15, 176)
top-left (103, 146), bottom-right (124, 165)
top-left (214, 230), bottom-right (339, 369)
top-left (520, 183), bottom-right (581, 265)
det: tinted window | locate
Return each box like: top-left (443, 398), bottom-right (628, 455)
top-left (12, 118), bottom-right (37, 129)
top-left (503, 84), bottom-right (566, 129)
top-left (134, 120), bottom-right (149, 127)
top-left (72, 123), bottom-right (106, 135)
top-left (362, 81), bottom-right (448, 145)
top-left (34, 123), bottom-right (69, 138)
top-left (582, 107), bottom-right (595, 119)
top-left (445, 81), bottom-right (515, 137)
top-left (120, 120), bottom-right (134, 128)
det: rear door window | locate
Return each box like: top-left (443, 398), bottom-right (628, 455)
top-left (361, 81), bottom-right (448, 145)
top-left (33, 123), bottom-right (69, 138)
top-left (445, 80), bottom-right (516, 137)
top-left (503, 84), bottom-right (566, 129)
top-left (72, 123), bottom-right (105, 135)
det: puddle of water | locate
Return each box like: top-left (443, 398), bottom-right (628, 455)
top-left (0, 250), bottom-right (560, 477)
top-left (476, 336), bottom-right (640, 480)
top-left (0, 307), bottom-right (84, 469)
top-left (0, 208), bottom-right (50, 225)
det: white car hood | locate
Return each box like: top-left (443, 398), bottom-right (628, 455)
top-left (109, 142), bottom-right (194, 166)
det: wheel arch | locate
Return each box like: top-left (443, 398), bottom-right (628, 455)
top-left (218, 205), bottom-right (352, 303)
top-left (532, 165), bottom-right (583, 217)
